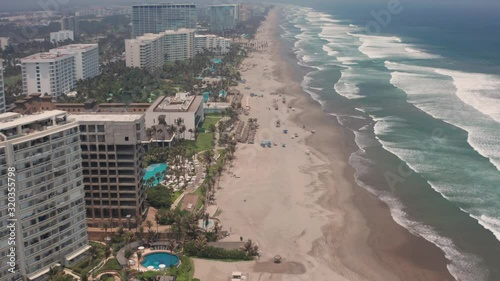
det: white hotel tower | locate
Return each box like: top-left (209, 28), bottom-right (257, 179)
top-left (0, 111), bottom-right (89, 281)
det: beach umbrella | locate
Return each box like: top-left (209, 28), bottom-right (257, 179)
top-left (159, 264), bottom-right (166, 270)
top-left (147, 266), bottom-right (154, 270)
top-left (274, 255), bottom-right (282, 263)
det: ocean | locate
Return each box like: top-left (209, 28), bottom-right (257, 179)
top-left (278, 2), bottom-right (500, 281)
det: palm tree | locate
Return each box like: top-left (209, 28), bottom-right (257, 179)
top-left (137, 251), bottom-right (142, 271)
top-left (145, 220), bottom-right (153, 232)
top-left (47, 265), bottom-right (61, 281)
top-left (240, 239), bottom-right (259, 257)
top-left (194, 236), bottom-right (208, 250)
top-left (154, 213), bottom-right (160, 234)
top-left (188, 128), bottom-right (194, 140)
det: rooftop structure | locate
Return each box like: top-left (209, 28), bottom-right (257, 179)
top-left (145, 93), bottom-right (204, 140)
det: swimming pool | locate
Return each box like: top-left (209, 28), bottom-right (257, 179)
top-left (143, 163), bottom-right (168, 185)
top-left (141, 252), bottom-right (179, 269)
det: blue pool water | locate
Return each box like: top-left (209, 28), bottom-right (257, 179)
top-left (143, 163), bottom-right (168, 185)
top-left (141, 252), bottom-right (179, 269)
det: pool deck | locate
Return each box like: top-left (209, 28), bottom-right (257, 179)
top-left (130, 249), bottom-right (180, 272)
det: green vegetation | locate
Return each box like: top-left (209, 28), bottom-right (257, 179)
top-left (45, 265), bottom-right (76, 281)
top-left (94, 258), bottom-right (121, 276)
top-left (69, 242), bottom-right (107, 276)
top-left (194, 133), bottom-right (214, 153)
top-left (194, 115), bottom-right (223, 152)
top-left (184, 241), bottom-right (253, 261)
top-left (146, 185), bottom-right (174, 209)
top-left (4, 74), bottom-right (21, 87)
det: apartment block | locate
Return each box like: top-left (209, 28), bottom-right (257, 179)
top-left (195, 34), bottom-right (231, 54)
top-left (0, 111), bottom-right (89, 281)
top-left (21, 52), bottom-right (76, 99)
top-left (21, 44), bottom-right (99, 98)
top-left (0, 61), bottom-right (5, 113)
top-left (209, 4), bottom-right (241, 33)
top-left (125, 29), bottom-right (195, 68)
top-left (51, 44), bottom-right (100, 80)
top-left (70, 114), bottom-right (146, 228)
top-left (132, 4), bottom-right (197, 38)
top-left (50, 30), bottom-right (74, 43)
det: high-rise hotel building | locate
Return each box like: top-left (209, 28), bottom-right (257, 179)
top-left (71, 114), bottom-right (146, 228)
top-left (0, 111), bottom-right (89, 281)
top-left (132, 4), bottom-right (197, 38)
top-left (125, 29), bottom-right (195, 69)
top-left (209, 4), bottom-right (241, 33)
top-left (21, 44), bottom-right (99, 99)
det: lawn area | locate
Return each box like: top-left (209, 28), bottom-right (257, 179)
top-left (201, 115), bottom-right (222, 130)
top-left (195, 133), bottom-right (214, 152)
top-left (172, 190), bottom-right (183, 203)
top-left (93, 258), bottom-right (121, 276)
top-left (194, 115), bottom-right (222, 152)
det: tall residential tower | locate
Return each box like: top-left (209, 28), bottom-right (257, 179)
top-left (0, 111), bottom-right (89, 281)
top-left (132, 4), bottom-right (197, 38)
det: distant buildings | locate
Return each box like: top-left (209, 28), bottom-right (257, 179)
top-left (0, 62), bottom-right (5, 113)
top-left (209, 4), bottom-right (241, 33)
top-left (0, 110), bottom-right (90, 281)
top-left (21, 44), bottom-right (99, 98)
top-left (132, 4), bottom-right (197, 38)
top-left (195, 34), bottom-right (232, 54)
top-left (0, 37), bottom-right (9, 51)
top-left (125, 29), bottom-right (195, 68)
top-left (60, 16), bottom-right (79, 39)
top-left (70, 114), bottom-right (147, 228)
top-left (50, 30), bottom-right (74, 43)
top-left (145, 93), bottom-right (204, 141)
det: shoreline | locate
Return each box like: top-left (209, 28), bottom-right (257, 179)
top-left (194, 7), bottom-right (455, 281)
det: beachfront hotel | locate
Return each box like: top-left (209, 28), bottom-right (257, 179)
top-left (195, 34), bottom-right (232, 54)
top-left (0, 111), bottom-right (89, 281)
top-left (209, 4), bottom-right (241, 33)
top-left (145, 93), bottom-right (204, 141)
top-left (0, 61), bottom-right (5, 113)
top-left (21, 52), bottom-right (76, 99)
top-left (21, 44), bottom-right (99, 98)
top-left (131, 4), bottom-right (197, 38)
top-left (125, 29), bottom-right (195, 68)
top-left (50, 44), bottom-right (100, 80)
top-left (70, 114), bottom-right (147, 228)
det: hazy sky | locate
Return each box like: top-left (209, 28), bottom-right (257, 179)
top-left (1, 0), bottom-right (499, 12)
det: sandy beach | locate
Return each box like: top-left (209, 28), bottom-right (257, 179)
top-left (193, 7), bottom-right (455, 281)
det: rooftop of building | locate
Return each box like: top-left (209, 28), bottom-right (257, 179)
top-left (148, 93), bottom-right (203, 113)
top-left (70, 113), bottom-right (144, 122)
top-left (51, 44), bottom-right (98, 51)
top-left (132, 3), bottom-right (196, 7)
top-left (21, 52), bottom-right (74, 61)
top-left (0, 110), bottom-right (68, 130)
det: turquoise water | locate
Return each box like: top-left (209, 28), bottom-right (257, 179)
top-left (141, 252), bottom-right (179, 269)
top-left (143, 163), bottom-right (168, 185)
top-left (212, 58), bottom-right (222, 64)
top-left (281, 4), bottom-right (500, 280)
